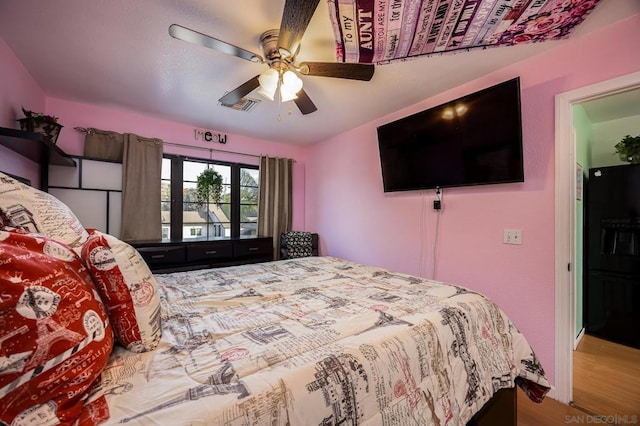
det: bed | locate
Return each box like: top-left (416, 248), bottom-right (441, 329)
top-left (0, 171), bottom-right (549, 425)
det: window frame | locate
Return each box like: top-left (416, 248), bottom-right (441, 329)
top-left (162, 154), bottom-right (259, 240)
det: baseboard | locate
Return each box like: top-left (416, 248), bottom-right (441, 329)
top-left (574, 328), bottom-right (585, 350)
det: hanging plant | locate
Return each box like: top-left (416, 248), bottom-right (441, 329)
top-left (196, 168), bottom-right (223, 205)
top-left (614, 134), bottom-right (640, 164)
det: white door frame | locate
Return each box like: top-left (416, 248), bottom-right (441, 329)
top-left (554, 70), bottom-right (640, 404)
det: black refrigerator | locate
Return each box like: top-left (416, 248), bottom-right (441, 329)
top-left (586, 164), bottom-right (640, 348)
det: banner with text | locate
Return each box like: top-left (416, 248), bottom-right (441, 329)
top-left (327, 0), bottom-right (601, 64)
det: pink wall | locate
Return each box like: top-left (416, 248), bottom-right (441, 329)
top-left (0, 37), bottom-right (46, 185)
top-left (303, 14), bottom-right (640, 386)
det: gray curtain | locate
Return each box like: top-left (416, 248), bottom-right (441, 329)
top-left (83, 129), bottom-right (163, 241)
top-left (257, 156), bottom-right (293, 260)
top-left (83, 128), bottom-right (125, 162)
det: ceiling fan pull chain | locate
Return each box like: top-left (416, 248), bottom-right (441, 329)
top-left (277, 75), bottom-right (283, 122)
top-left (277, 96), bottom-right (282, 122)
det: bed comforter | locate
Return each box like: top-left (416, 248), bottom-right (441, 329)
top-left (98, 256), bottom-right (549, 425)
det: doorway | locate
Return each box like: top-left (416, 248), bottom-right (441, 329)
top-left (554, 70), bottom-right (640, 406)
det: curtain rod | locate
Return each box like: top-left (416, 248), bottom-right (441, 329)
top-left (163, 141), bottom-right (261, 159)
top-left (74, 126), bottom-right (261, 159)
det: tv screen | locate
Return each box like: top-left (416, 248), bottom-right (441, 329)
top-left (377, 77), bottom-right (524, 192)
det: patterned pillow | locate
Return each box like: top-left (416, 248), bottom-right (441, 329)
top-left (81, 229), bottom-right (161, 352)
top-left (0, 229), bottom-right (113, 426)
top-left (282, 231), bottom-right (313, 258)
top-left (0, 171), bottom-right (89, 247)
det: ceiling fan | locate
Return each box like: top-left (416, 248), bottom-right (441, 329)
top-left (169, 0), bottom-right (375, 115)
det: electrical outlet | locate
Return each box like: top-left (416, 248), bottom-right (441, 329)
top-left (503, 229), bottom-right (522, 245)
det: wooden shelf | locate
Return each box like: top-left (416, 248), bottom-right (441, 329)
top-left (0, 126), bottom-right (76, 167)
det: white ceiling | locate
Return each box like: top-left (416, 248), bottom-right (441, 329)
top-left (580, 87), bottom-right (640, 124)
top-left (0, 0), bottom-right (638, 145)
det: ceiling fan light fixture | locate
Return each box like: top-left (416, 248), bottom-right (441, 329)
top-left (257, 68), bottom-right (279, 100)
top-left (257, 68), bottom-right (303, 103)
top-left (257, 85), bottom-right (276, 101)
top-left (279, 88), bottom-right (297, 102)
top-left (280, 70), bottom-right (303, 102)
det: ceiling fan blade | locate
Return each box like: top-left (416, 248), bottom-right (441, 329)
top-left (218, 75), bottom-right (261, 105)
top-left (278, 0), bottom-right (321, 57)
top-left (294, 89), bottom-right (318, 115)
top-left (169, 24), bottom-right (263, 63)
top-left (299, 62), bottom-right (375, 81)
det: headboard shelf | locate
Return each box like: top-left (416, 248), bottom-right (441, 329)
top-left (0, 126), bottom-right (76, 167)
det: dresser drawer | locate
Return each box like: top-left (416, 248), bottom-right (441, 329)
top-left (234, 238), bottom-right (273, 258)
top-left (137, 245), bottom-right (186, 266)
top-left (130, 237), bottom-right (272, 272)
top-left (187, 242), bottom-right (233, 263)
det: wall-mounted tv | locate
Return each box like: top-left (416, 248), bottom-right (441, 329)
top-left (377, 77), bottom-right (524, 192)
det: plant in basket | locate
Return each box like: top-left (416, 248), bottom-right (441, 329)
top-left (196, 168), bottom-right (224, 206)
top-left (18, 107), bottom-right (63, 144)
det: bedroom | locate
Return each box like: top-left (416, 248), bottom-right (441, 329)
top-left (1, 0), bottom-right (639, 424)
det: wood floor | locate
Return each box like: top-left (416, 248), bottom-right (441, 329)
top-left (517, 334), bottom-right (640, 425)
top-left (573, 334), bottom-right (640, 417)
top-left (517, 387), bottom-right (588, 426)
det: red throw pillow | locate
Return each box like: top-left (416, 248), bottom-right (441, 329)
top-left (81, 230), bottom-right (161, 352)
top-left (0, 229), bottom-right (114, 426)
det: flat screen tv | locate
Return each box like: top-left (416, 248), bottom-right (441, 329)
top-left (377, 77), bottom-right (524, 192)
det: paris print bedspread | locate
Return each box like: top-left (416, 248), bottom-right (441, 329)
top-left (98, 256), bottom-right (550, 425)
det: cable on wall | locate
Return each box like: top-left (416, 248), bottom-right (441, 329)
top-left (432, 187), bottom-right (442, 280)
top-left (419, 191), bottom-right (428, 278)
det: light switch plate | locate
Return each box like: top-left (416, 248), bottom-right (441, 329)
top-left (504, 229), bottom-right (522, 245)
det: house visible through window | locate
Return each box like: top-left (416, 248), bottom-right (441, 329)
top-left (161, 155), bottom-right (259, 241)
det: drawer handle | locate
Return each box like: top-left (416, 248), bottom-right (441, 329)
top-left (205, 250), bottom-right (217, 255)
top-left (248, 247), bottom-right (259, 251)
top-left (151, 254), bottom-right (165, 259)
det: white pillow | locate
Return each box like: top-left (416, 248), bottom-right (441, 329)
top-left (0, 171), bottom-right (88, 247)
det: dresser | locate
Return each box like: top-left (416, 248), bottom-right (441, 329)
top-left (131, 237), bottom-right (273, 273)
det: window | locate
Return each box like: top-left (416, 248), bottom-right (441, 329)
top-left (240, 168), bottom-right (259, 237)
top-left (161, 155), bottom-right (259, 240)
top-left (161, 157), bottom-right (172, 239)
